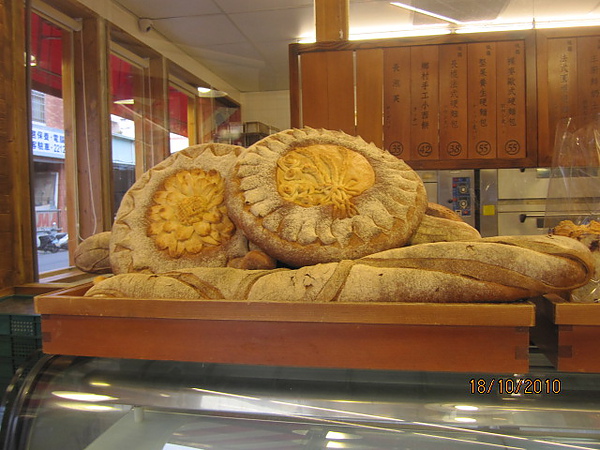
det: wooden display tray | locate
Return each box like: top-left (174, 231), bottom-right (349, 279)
top-left (531, 294), bottom-right (600, 373)
top-left (35, 283), bottom-right (536, 373)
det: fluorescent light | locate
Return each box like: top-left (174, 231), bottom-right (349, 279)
top-left (390, 2), bottom-right (462, 25)
top-left (197, 87), bottom-right (228, 98)
top-left (455, 20), bottom-right (534, 34)
top-left (349, 24), bottom-right (451, 40)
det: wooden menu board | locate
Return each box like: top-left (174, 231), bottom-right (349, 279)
top-left (537, 30), bottom-right (600, 166)
top-left (383, 47), bottom-right (411, 159)
top-left (410, 45), bottom-right (439, 161)
top-left (496, 40), bottom-right (527, 159)
top-left (439, 43), bottom-right (468, 160)
top-left (291, 31), bottom-right (540, 169)
top-left (468, 42), bottom-right (497, 160)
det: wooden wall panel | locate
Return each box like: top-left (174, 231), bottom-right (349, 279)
top-left (356, 48), bottom-right (383, 147)
top-left (439, 43), bottom-right (468, 160)
top-left (468, 42), bottom-right (497, 160)
top-left (326, 50), bottom-right (354, 134)
top-left (496, 40), bottom-right (527, 159)
top-left (300, 50), bottom-right (354, 134)
top-left (383, 47), bottom-right (411, 159)
top-left (301, 52), bottom-right (331, 128)
top-left (410, 45), bottom-right (439, 161)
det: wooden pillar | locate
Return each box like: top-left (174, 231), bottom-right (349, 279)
top-left (315, 0), bottom-right (349, 41)
top-left (72, 17), bottom-right (112, 239)
top-left (0, 0), bottom-right (35, 289)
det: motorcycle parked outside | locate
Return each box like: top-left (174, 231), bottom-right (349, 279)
top-left (36, 227), bottom-right (67, 253)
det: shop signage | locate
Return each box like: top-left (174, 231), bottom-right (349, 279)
top-left (32, 123), bottom-right (65, 159)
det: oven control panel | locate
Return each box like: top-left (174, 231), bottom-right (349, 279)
top-left (451, 176), bottom-right (471, 217)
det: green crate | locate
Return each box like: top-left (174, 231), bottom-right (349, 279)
top-left (0, 357), bottom-right (15, 378)
top-left (9, 315), bottom-right (41, 337)
top-left (0, 336), bottom-right (11, 357)
top-left (11, 337), bottom-right (42, 364)
top-left (0, 316), bottom-right (10, 335)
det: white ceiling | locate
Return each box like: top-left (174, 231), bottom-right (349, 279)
top-left (113, 0), bottom-right (600, 93)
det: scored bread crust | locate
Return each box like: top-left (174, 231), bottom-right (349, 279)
top-left (74, 231), bottom-right (112, 273)
top-left (88, 235), bottom-right (594, 303)
top-left (408, 202), bottom-right (481, 245)
top-left (110, 143), bottom-right (248, 274)
top-left (225, 128), bottom-right (428, 267)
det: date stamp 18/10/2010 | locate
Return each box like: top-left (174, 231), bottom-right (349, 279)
top-left (469, 378), bottom-right (562, 395)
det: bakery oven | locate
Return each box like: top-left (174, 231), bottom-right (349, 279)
top-left (419, 168), bottom-right (561, 238)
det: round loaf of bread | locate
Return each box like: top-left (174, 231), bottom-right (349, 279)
top-left (225, 128), bottom-right (428, 267)
top-left (110, 143), bottom-right (248, 274)
top-left (74, 231), bottom-right (112, 273)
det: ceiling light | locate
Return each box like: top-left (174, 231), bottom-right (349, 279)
top-left (390, 2), bottom-right (462, 25)
top-left (197, 87), bottom-right (228, 98)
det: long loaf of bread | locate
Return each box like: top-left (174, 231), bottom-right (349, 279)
top-left (85, 235), bottom-right (594, 303)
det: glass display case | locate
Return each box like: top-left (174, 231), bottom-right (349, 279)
top-left (1, 353), bottom-right (600, 449)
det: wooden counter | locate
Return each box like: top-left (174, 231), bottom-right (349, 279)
top-left (35, 283), bottom-right (535, 373)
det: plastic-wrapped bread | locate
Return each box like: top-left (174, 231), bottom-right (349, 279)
top-left (85, 235), bottom-right (594, 303)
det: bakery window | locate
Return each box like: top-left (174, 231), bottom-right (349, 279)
top-left (168, 80), bottom-right (193, 153)
top-left (109, 45), bottom-right (149, 218)
top-left (29, 8), bottom-right (75, 276)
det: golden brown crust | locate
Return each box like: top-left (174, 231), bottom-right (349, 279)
top-left (225, 128), bottom-right (428, 267)
top-left (110, 143), bottom-right (249, 274)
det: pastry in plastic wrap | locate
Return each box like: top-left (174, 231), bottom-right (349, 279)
top-left (86, 235), bottom-right (594, 303)
top-left (225, 127), bottom-right (428, 267)
top-left (110, 143), bottom-right (249, 274)
top-left (552, 219), bottom-right (600, 302)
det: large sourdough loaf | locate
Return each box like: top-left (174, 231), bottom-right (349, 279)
top-left (86, 235), bottom-right (594, 303)
top-left (225, 128), bottom-right (428, 267)
top-left (110, 143), bottom-right (249, 274)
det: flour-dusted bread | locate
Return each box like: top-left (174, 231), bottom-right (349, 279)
top-left (74, 231), bottom-right (112, 273)
top-left (225, 128), bottom-right (428, 267)
top-left (87, 235), bottom-right (594, 303)
top-left (110, 143), bottom-right (249, 274)
top-left (408, 203), bottom-right (481, 245)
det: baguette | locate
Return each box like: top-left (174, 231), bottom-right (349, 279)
top-left (408, 203), bottom-right (481, 245)
top-left (85, 235), bottom-right (594, 303)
